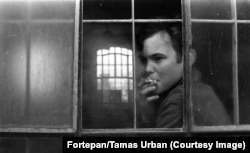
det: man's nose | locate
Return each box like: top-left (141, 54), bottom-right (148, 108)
top-left (145, 62), bottom-right (154, 74)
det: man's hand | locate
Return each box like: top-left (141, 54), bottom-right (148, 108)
top-left (138, 78), bottom-right (159, 103)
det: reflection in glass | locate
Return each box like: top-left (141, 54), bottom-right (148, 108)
top-left (237, 0), bottom-right (250, 20)
top-left (191, 0), bottom-right (231, 19)
top-left (97, 48), bottom-right (132, 102)
top-left (238, 24), bottom-right (250, 124)
top-left (81, 23), bottom-right (133, 129)
top-left (192, 23), bottom-right (233, 126)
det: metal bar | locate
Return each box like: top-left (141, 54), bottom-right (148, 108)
top-left (134, 19), bottom-right (183, 23)
top-left (192, 125), bottom-right (250, 132)
top-left (237, 20), bottom-right (250, 24)
top-left (82, 19), bottom-right (182, 23)
top-left (231, 0), bottom-right (239, 125)
top-left (83, 19), bottom-right (132, 23)
top-left (79, 0), bottom-right (84, 131)
top-left (0, 19), bottom-right (74, 24)
top-left (191, 19), bottom-right (234, 23)
top-left (73, 0), bottom-right (80, 133)
top-left (191, 20), bottom-right (250, 24)
top-left (3, 19), bottom-right (250, 24)
top-left (0, 127), bottom-right (75, 133)
top-left (182, 0), bottom-right (192, 133)
top-left (132, 0), bottom-right (137, 129)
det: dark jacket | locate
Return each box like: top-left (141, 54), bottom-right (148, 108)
top-left (141, 69), bottom-right (231, 128)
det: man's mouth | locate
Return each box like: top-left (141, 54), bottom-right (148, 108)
top-left (143, 77), bottom-right (158, 84)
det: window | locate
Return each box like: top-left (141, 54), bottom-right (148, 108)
top-left (1, 0), bottom-right (250, 135)
top-left (0, 0), bottom-right (78, 132)
top-left (190, 0), bottom-right (250, 132)
top-left (80, 0), bottom-right (184, 131)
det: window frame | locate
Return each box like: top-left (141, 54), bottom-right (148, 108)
top-left (189, 0), bottom-right (250, 133)
top-left (79, 0), bottom-right (187, 134)
top-left (79, 0), bottom-right (250, 134)
top-left (1, 0), bottom-right (250, 135)
top-left (0, 0), bottom-right (80, 133)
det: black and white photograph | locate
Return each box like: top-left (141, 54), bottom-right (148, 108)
top-left (1, 0), bottom-right (250, 152)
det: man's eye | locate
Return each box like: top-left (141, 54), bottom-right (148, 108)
top-left (140, 57), bottom-right (147, 65)
top-left (153, 57), bottom-right (164, 62)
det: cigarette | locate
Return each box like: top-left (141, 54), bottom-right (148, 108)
top-left (143, 77), bottom-right (156, 84)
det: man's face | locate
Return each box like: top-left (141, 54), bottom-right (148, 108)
top-left (139, 32), bottom-right (183, 95)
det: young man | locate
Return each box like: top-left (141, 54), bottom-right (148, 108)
top-left (136, 22), bottom-right (231, 128)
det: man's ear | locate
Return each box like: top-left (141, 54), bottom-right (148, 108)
top-left (189, 49), bottom-right (196, 66)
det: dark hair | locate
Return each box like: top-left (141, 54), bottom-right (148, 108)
top-left (136, 22), bottom-right (182, 62)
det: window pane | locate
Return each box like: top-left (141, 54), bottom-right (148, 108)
top-left (109, 65), bottom-right (115, 77)
top-left (0, 1), bottom-right (27, 20)
top-left (29, 0), bottom-right (75, 20)
top-left (97, 55), bottom-right (102, 64)
top-left (109, 54), bottom-right (115, 65)
top-left (129, 65), bottom-right (133, 77)
top-left (0, 0), bottom-right (75, 129)
top-left (81, 23), bottom-right (133, 129)
top-left (191, 0), bottom-right (231, 19)
top-left (191, 23), bottom-right (233, 126)
top-left (135, 0), bottom-right (181, 19)
top-left (122, 65), bottom-right (127, 77)
top-left (83, 0), bottom-right (131, 19)
top-left (97, 65), bottom-right (102, 77)
top-left (238, 24), bottom-right (250, 124)
top-left (237, 0), bottom-right (250, 20)
top-left (121, 55), bottom-right (127, 64)
top-left (116, 65), bottom-right (122, 77)
top-left (116, 54), bottom-right (122, 65)
top-left (103, 65), bottom-right (109, 77)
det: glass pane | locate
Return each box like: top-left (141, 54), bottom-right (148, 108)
top-left (121, 55), bottom-right (127, 64)
top-left (237, 0), bottom-right (250, 20)
top-left (81, 23), bottom-right (133, 129)
top-left (83, 0), bottom-right (131, 19)
top-left (129, 65), bottom-right (133, 77)
top-left (116, 65), bottom-right (122, 77)
top-left (103, 55), bottom-right (109, 64)
top-left (0, 0), bottom-right (75, 128)
top-left (0, 0), bottom-right (27, 20)
top-left (116, 54), bottom-right (122, 64)
top-left (29, 0), bottom-right (75, 20)
top-left (191, 0), bottom-right (231, 19)
top-left (97, 55), bottom-right (102, 64)
top-left (103, 65), bottom-right (109, 76)
top-left (191, 23), bottom-right (233, 126)
top-left (135, 0), bottom-right (181, 19)
top-left (238, 24), bottom-right (250, 124)
top-left (109, 65), bottom-right (115, 77)
top-left (97, 65), bottom-right (102, 77)
top-left (122, 65), bottom-right (127, 77)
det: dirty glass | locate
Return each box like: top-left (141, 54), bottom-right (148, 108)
top-left (191, 23), bottom-right (234, 126)
top-left (238, 24), bottom-right (250, 125)
top-left (191, 0), bottom-right (231, 19)
top-left (237, 0), bottom-right (250, 20)
top-left (0, 0), bottom-right (75, 128)
top-left (81, 23), bottom-right (134, 129)
top-left (82, 0), bottom-right (131, 19)
top-left (134, 0), bottom-right (181, 19)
